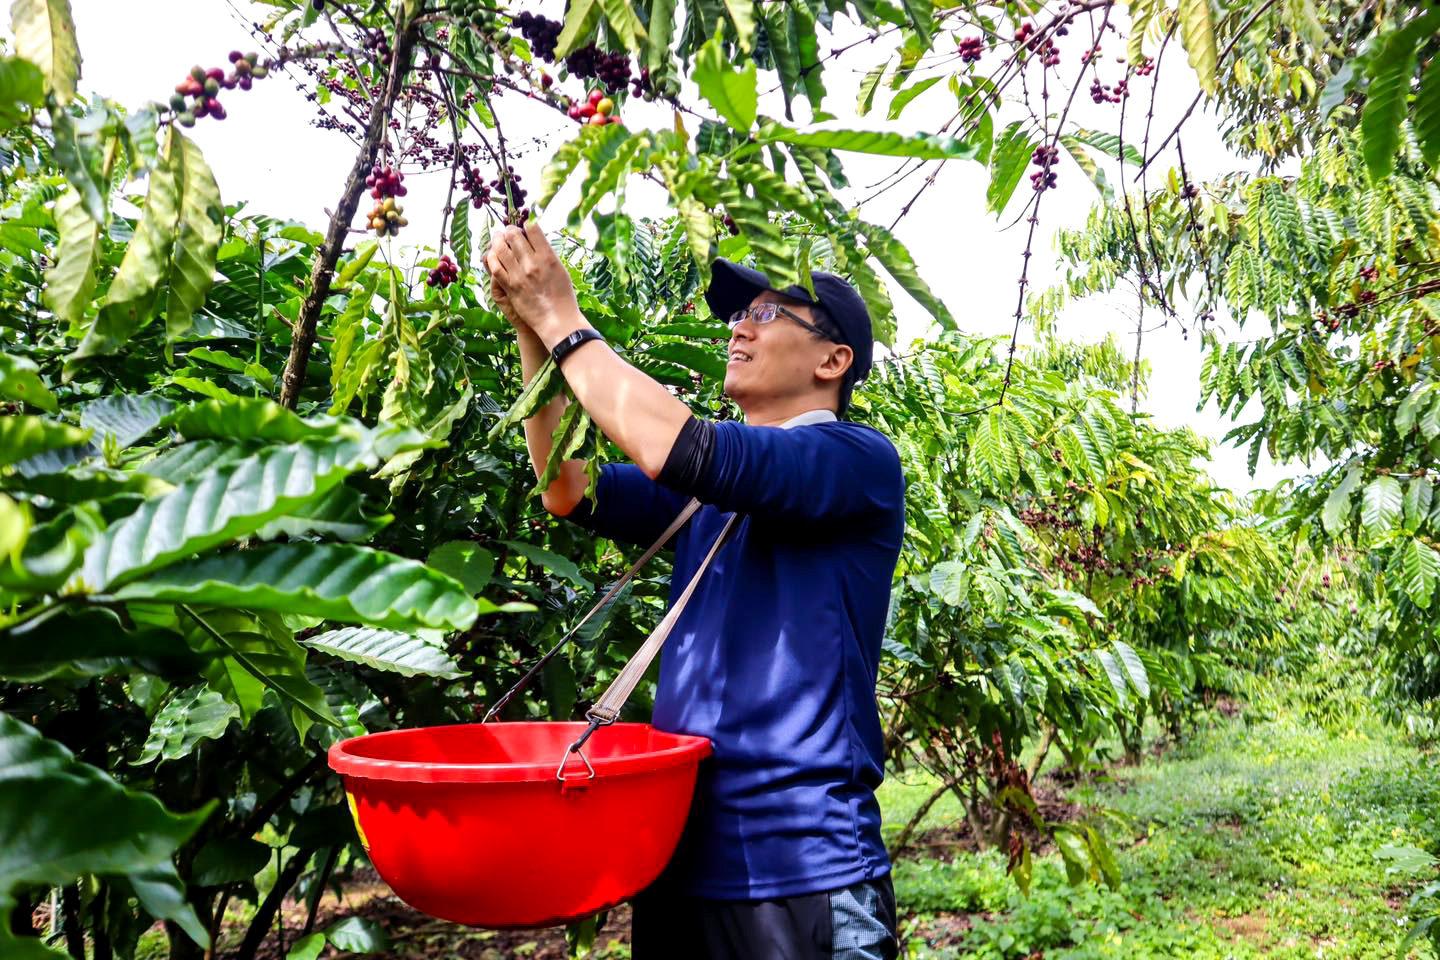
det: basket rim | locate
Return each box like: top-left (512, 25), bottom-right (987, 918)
top-left (328, 720), bottom-right (713, 783)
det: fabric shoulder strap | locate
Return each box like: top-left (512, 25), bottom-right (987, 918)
top-left (481, 496), bottom-right (732, 723)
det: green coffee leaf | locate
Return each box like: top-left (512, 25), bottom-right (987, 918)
top-left (118, 543), bottom-right (482, 632)
top-left (0, 353), bottom-right (57, 413)
top-left (1178, 0), bottom-right (1216, 95)
top-left (0, 415), bottom-right (89, 468)
top-left (42, 186), bottom-right (101, 334)
top-left (302, 627), bottom-right (464, 678)
top-left (133, 686), bottom-right (238, 765)
top-left (757, 122), bottom-right (977, 160)
top-left (0, 712), bottom-right (210, 893)
top-left (695, 34), bottom-right (758, 132)
top-left (78, 434), bottom-right (378, 592)
top-left (10, 0), bottom-right (81, 106)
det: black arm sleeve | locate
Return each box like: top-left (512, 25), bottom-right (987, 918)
top-left (657, 415), bottom-right (716, 492)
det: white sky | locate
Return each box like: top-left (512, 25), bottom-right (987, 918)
top-left (59, 1), bottom-right (1314, 495)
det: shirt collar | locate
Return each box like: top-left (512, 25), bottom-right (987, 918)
top-left (778, 409), bottom-right (839, 430)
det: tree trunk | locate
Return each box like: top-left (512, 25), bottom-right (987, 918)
top-left (9, 891), bottom-right (35, 939)
top-left (1131, 288), bottom-right (1144, 413)
top-left (92, 884), bottom-right (112, 960)
top-left (889, 775), bottom-right (963, 857)
top-left (1025, 723), bottom-right (1056, 784)
top-left (236, 850), bottom-right (314, 960)
top-left (60, 882), bottom-right (85, 959)
top-left (277, 10), bottom-right (422, 408)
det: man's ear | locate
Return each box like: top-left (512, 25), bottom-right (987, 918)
top-left (815, 343), bottom-right (853, 384)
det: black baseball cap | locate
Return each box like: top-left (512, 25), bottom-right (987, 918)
top-left (704, 259), bottom-right (874, 383)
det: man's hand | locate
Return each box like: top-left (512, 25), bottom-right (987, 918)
top-left (490, 273), bottom-right (522, 330)
top-left (483, 222), bottom-right (585, 348)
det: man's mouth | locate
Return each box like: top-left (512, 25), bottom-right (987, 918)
top-left (728, 349), bottom-right (752, 363)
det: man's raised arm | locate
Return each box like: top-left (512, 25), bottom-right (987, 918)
top-left (487, 222), bottom-right (693, 491)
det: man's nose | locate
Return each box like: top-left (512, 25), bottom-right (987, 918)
top-left (729, 316), bottom-right (757, 341)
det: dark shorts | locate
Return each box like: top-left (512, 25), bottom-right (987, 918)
top-left (630, 874), bottom-right (899, 960)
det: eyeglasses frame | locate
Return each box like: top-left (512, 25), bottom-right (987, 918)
top-left (727, 302), bottom-right (838, 342)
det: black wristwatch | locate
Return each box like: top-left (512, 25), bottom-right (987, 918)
top-left (551, 327), bottom-right (606, 367)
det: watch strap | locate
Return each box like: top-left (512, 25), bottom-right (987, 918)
top-left (552, 327), bottom-right (605, 366)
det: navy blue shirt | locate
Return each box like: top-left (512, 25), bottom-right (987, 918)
top-left (562, 410), bottom-right (906, 899)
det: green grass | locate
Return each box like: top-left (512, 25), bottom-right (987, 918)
top-left (879, 715), bottom-right (1440, 959)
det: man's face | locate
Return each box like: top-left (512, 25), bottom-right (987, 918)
top-left (724, 290), bottom-right (849, 407)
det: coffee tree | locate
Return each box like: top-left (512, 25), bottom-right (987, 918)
top-left (1046, 2), bottom-right (1440, 950)
top-left (0, 0), bottom-right (1391, 955)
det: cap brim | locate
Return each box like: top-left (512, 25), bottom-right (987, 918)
top-left (704, 260), bottom-right (815, 322)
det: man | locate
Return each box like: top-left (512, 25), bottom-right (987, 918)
top-left (485, 222), bottom-right (905, 959)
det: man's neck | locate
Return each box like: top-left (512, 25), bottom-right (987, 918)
top-left (741, 401), bottom-right (837, 427)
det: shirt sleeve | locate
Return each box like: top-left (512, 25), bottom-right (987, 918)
top-left (559, 461), bottom-right (692, 549)
top-left (658, 419), bottom-right (905, 525)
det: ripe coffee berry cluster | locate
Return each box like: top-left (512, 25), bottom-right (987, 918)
top-left (565, 45), bottom-right (631, 88)
top-left (490, 168), bottom-right (527, 210)
top-left (630, 66), bottom-right (653, 99)
top-left (1089, 78), bottom-right (1128, 103)
top-left (513, 11), bottom-right (562, 60)
top-left (462, 167), bottom-right (492, 208)
top-left (365, 29), bottom-right (393, 65)
top-left (1029, 144), bottom-right (1058, 191)
top-left (568, 88), bottom-right (621, 125)
top-left (367, 164), bottom-right (407, 200)
top-left (169, 53), bottom-right (268, 127)
top-left (958, 36), bottom-right (984, 62)
top-left (427, 254), bottom-right (459, 288)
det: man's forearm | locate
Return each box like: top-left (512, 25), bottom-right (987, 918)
top-left (533, 307), bottom-right (693, 480)
top-left (517, 324), bottom-right (587, 507)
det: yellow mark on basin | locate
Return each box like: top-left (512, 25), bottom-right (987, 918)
top-left (346, 791), bottom-right (370, 850)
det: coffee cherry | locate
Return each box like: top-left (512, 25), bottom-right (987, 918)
top-left (191, 66), bottom-right (207, 82)
top-left (204, 77), bottom-right (220, 96)
top-left (169, 93), bottom-right (188, 111)
top-left (579, 103), bottom-right (596, 118)
top-left (608, 113), bottom-right (622, 124)
top-left (596, 97), bottom-right (614, 115)
top-left (228, 50), bottom-right (243, 63)
top-left (589, 89), bottom-right (604, 106)
top-left (177, 111), bottom-right (196, 128)
top-left (587, 112), bottom-right (607, 126)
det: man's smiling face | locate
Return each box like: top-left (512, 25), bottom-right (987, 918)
top-left (724, 290), bottom-right (850, 411)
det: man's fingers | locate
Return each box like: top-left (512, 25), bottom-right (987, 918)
top-left (500, 223), bottom-right (534, 256)
top-left (484, 246), bottom-right (510, 280)
top-left (523, 219), bottom-right (548, 254)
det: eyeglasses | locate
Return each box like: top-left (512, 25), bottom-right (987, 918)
top-left (728, 302), bottom-right (835, 340)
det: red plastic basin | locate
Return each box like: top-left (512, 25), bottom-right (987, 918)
top-left (328, 722), bottom-right (712, 928)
